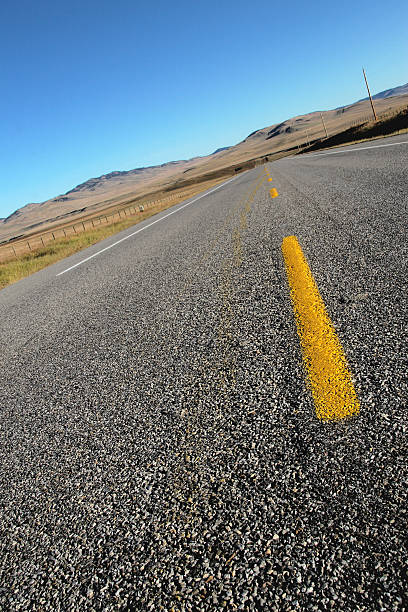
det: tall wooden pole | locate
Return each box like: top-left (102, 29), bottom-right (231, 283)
top-left (320, 112), bottom-right (328, 138)
top-left (363, 67), bottom-right (377, 121)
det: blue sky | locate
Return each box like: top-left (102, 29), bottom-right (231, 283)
top-left (1, 0), bottom-right (407, 218)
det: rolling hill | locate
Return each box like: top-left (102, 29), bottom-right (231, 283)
top-left (1, 85), bottom-right (407, 243)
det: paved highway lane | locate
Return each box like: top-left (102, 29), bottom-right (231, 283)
top-left (0, 135), bottom-right (407, 610)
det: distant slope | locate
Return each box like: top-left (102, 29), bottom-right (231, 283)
top-left (212, 146), bottom-right (231, 155)
top-left (2, 84), bottom-right (408, 243)
top-left (360, 82), bottom-right (408, 101)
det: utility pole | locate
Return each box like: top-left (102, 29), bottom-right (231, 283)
top-left (306, 128), bottom-right (311, 146)
top-left (320, 112), bottom-right (328, 138)
top-left (362, 67), bottom-right (377, 121)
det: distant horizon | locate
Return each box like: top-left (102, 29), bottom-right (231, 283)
top-left (1, 78), bottom-right (406, 221)
top-left (1, 0), bottom-right (407, 218)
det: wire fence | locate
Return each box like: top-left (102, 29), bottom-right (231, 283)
top-left (296, 103), bottom-right (407, 151)
top-left (2, 103), bottom-right (407, 263)
top-left (0, 189), bottom-right (193, 263)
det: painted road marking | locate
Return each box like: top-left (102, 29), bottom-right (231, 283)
top-left (268, 178), bottom-right (273, 182)
top-left (56, 175), bottom-right (240, 276)
top-left (305, 139), bottom-right (408, 158)
top-left (270, 188), bottom-right (279, 198)
top-left (282, 236), bottom-right (360, 420)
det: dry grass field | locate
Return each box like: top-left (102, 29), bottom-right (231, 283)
top-left (1, 91), bottom-right (407, 291)
top-left (0, 175), bottom-right (229, 289)
top-left (2, 93), bottom-right (407, 247)
top-left (300, 105), bottom-right (408, 153)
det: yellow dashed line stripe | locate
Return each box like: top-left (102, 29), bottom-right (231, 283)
top-left (270, 188), bottom-right (279, 198)
top-left (268, 178), bottom-right (273, 182)
top-left (282, 236), bottom-right (360, 421)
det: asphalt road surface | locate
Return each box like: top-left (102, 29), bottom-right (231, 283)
top-left (1, 135), bottom-right (407, 611)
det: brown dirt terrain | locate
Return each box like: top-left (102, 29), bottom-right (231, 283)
top-left (299, 106), bottom-right (408, 153)
top-left (0, 176), bottom-right (230, 262)
top-left (1, 92), bottom-right (407, 247)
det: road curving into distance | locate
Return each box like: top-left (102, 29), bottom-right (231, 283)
top-left (0, 134), bottom-right (407, 610)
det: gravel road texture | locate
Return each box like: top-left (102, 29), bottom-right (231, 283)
top-left (0, 135), bottom-right (407, 610)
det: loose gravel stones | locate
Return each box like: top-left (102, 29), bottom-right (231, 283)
top-left (0, 143), bottom-right (407, 610)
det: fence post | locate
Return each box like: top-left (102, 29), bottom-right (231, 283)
top-left (73, 225), bottom-right (77, 233)
top-left (27, 241), bottom-right (31, 251)
top-left (81, 222), bottom-right (85, 231)
top-left (52, 232), bottom-right (56, 240)
top-left (62, 228), bottom-right (66, 237)
top-left (41, 236), bottom-right (45, 246)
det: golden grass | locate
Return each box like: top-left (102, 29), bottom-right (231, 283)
top-left (321, 127), bottom-right (408, 150)
top-left (0, 191), bottom-right (208, 290)
top-left (0, 219), bottom-right (132, 289)
top-left (302, 106), bottom-right (408, 154)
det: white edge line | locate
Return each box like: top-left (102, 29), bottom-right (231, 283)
top-left (56, 175), bottom-right (239, 276)
top-left (304, 140), bottom-right (408, 158)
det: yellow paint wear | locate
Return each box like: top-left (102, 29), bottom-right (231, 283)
top-left (282, 236), bottom-right (360, 420)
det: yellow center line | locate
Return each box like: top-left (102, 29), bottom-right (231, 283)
top-left (270, 188), bottom-right (279, 198)
top-left (268, 178), bottom-right (273, 182)
top-left (282, 236), bottom-right (360, 421)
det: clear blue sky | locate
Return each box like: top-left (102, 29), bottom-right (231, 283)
top-left (1, 0), bottom-right (407, 218)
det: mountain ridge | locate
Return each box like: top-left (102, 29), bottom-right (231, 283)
top-left (2, 83), bottom-right (408, 242)
top-left (359, 82), bottom-right (408, 102)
